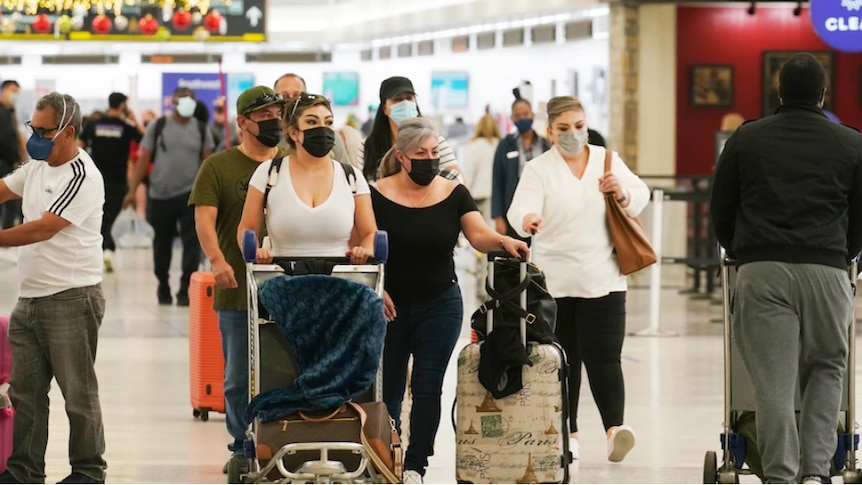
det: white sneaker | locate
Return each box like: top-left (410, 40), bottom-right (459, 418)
top-left (569, 436), bottom-right (579, 461)
top-left (403, 470), bottom-right (423, 484)
top-left (103, 249), bottom-right (114, 273)
top-left (607, 425), bottom-right (636, 463)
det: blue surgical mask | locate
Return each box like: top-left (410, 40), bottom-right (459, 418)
top-left (27, 96), bottom-right (73, 161)
top-left (176, 96), bottom-right (196, 118)
top-left (389, 100), bottom-right (419, 126)
top-left (514, 118), bottom-right (533, 134)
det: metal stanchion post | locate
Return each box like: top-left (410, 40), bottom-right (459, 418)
top-left (631, 188), bottom-right (679, 338)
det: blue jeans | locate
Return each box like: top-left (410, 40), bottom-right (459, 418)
top-left (218, 310), bottom-right (248, 454)
top-left (382, 284), bottom-right (463, 476)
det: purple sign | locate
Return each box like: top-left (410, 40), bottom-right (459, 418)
top-left (810, 0), bottom-right (862, 53)
top-left (161, 72), bottom-right (222, 121)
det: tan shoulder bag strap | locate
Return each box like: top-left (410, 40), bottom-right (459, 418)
top-left (604, 148), bottom-right (612, 173)
top-left (347, 402), bottom-right (402, 484)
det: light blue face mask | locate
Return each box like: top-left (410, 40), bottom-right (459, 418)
top-left (176, 96), bottom-right (196, 118)
top-left (388, 100), bottom-right (419, 126)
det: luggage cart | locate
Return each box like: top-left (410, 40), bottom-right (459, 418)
top-left (231, 229), bottom-right (389, 484)
top-left (704, 250), bottom-right (862, 484)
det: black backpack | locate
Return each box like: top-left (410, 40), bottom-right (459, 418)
top-left (262, 156), bottom-right (357, 214)
top-left (151, 116), bottom-right (207, 162)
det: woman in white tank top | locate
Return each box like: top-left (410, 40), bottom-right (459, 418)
top-left (237, 94), bottom-right (377, 264)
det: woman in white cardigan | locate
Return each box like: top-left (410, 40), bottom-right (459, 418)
top-left (507, 96), bottom-right (649, 464)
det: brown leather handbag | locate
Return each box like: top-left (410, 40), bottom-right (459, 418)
top-left (255, 401), bottom-right (403, 483)
top-left (603, 149), bottom-right (657, 275)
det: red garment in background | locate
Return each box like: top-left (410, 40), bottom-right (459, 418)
top-left (128, 139), bottom-right (153, 174)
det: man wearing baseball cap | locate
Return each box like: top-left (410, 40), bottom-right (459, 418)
top-left (189, 85), bottom-right (286, 474)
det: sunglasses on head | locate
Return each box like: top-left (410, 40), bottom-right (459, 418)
top-left (241, 92), bottom-right (285, 115)
top-left (287, 93), bottom-right (329, 121)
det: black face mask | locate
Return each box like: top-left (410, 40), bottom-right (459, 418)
top-left (302, 126), bottom-right (335, 158)
top-left (407, 158), bottom-right (440, 186)
top-left (254, 119), bottom-right (282, 148)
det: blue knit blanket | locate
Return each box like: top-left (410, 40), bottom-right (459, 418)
top-left (244, 274), bottom-right (386, 423)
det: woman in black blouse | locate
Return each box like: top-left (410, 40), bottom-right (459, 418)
top-left (371, 117), bottom-right (528, 483)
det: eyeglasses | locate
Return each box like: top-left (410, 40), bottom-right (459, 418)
top-left (25, 121), bottom-right (59, 139)
top-left (287, 93), bottom-right (329, 121)
top-left (241, 93), bottom-right (285, 115)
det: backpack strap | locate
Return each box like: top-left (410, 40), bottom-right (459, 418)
top-left (339, 161), bottom-right (357, 195)
top-left (152, 116), bottom-right (168, 162)
top-left (152, 116), bottom-right (207, 162)
top-left (197, 118), bottom-right (207, 159)
top-left (263, 156), bottom-right (285, 217)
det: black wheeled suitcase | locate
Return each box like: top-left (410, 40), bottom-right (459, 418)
top-left (454, 251), bottom-right (572, 483)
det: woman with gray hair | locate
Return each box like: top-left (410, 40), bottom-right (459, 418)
top-left (371, 117), bottom-right (528, 484)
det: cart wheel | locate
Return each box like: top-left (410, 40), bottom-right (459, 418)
top-left (242, 230), bottom-right (257, 263)
top-left (193, 408), bottom-right (201, 419)
top-left (717, 470), bottom-right (738, 484)
top-left (201, 410), bottom-right (210, 422)
top-left (374, 230), bottom-right (389, 264)
top-left (844, 469), bottom-right (862, 484)
top-left (703, 451), bottom-right (717, 484)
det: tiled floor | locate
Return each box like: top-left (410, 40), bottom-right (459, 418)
top-left (0, 245), bottom-right (859, 484)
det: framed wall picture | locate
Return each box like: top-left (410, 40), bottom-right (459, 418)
top-left (690, 64), bottom-right (734, 107)
top-left (762, 51), bottom-right (834, 116)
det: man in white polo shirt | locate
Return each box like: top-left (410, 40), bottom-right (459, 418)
top-left (0, 92), bottom-right (107, 485)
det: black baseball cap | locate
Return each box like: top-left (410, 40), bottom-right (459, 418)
top-left (108, 92), bottom-right (127, 109)
top-left (379, 76), bottom-right (416, 101)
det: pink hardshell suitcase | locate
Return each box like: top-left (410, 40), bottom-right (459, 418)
top-left (0, 316), bottom-right (13, 473)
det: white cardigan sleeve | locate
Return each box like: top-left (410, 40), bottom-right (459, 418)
top-left (506, 161), bottom-right (545, 238)
top-left (611, 151), bottom-right (650, 218)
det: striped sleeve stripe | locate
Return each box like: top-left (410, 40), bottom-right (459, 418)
top-left (49, 159), bottom-right (85, 216)
top-left (437, 135), bottom-right (457, 170)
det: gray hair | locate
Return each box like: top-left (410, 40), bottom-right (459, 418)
top-left (35, 92), bottom-right (82, 134)
top-left (379, 117), bottom-right (437, 177)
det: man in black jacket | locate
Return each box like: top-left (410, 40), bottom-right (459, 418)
top-left (710, 53), bottom-right (862, 484)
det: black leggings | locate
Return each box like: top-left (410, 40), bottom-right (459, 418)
top-left (555, 292), bottom-right (626, 433)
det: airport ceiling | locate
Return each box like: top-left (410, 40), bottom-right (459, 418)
top-left (266, 0), bottom-right (603, 44)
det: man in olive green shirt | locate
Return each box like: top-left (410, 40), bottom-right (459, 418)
top-left (189, 85), bottom-right (285, 472)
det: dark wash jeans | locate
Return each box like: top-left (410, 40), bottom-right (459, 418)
top-left (146, 192), bottom-right (200, 295)
top-left (382, 283), bottom-right (463, 476)
top-left (7, 284), bottom-right (107, 483)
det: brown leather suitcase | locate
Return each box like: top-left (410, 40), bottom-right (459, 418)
top-left (255, 402), bottom-right (402, 483)
top-left (189, 271), bottom-right (225, 421)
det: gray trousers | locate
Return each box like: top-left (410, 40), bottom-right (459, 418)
top-left (7, 285), bottom-right (107, 483)
top-left (733, 262), bottom-right (853, 483)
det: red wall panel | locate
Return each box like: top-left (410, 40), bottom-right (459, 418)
top-left (675, 6), bottom-right (862, 175)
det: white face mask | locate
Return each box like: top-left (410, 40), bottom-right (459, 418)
top-left (556, 130), bottom-right (589, 156)
top-left (6, 92), bottom-right (18, 107)
top-left (175, 96), bottom-right (196, 118)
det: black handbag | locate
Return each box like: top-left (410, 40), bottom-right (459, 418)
top-left (470, 256), bottom-right (558, 343)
